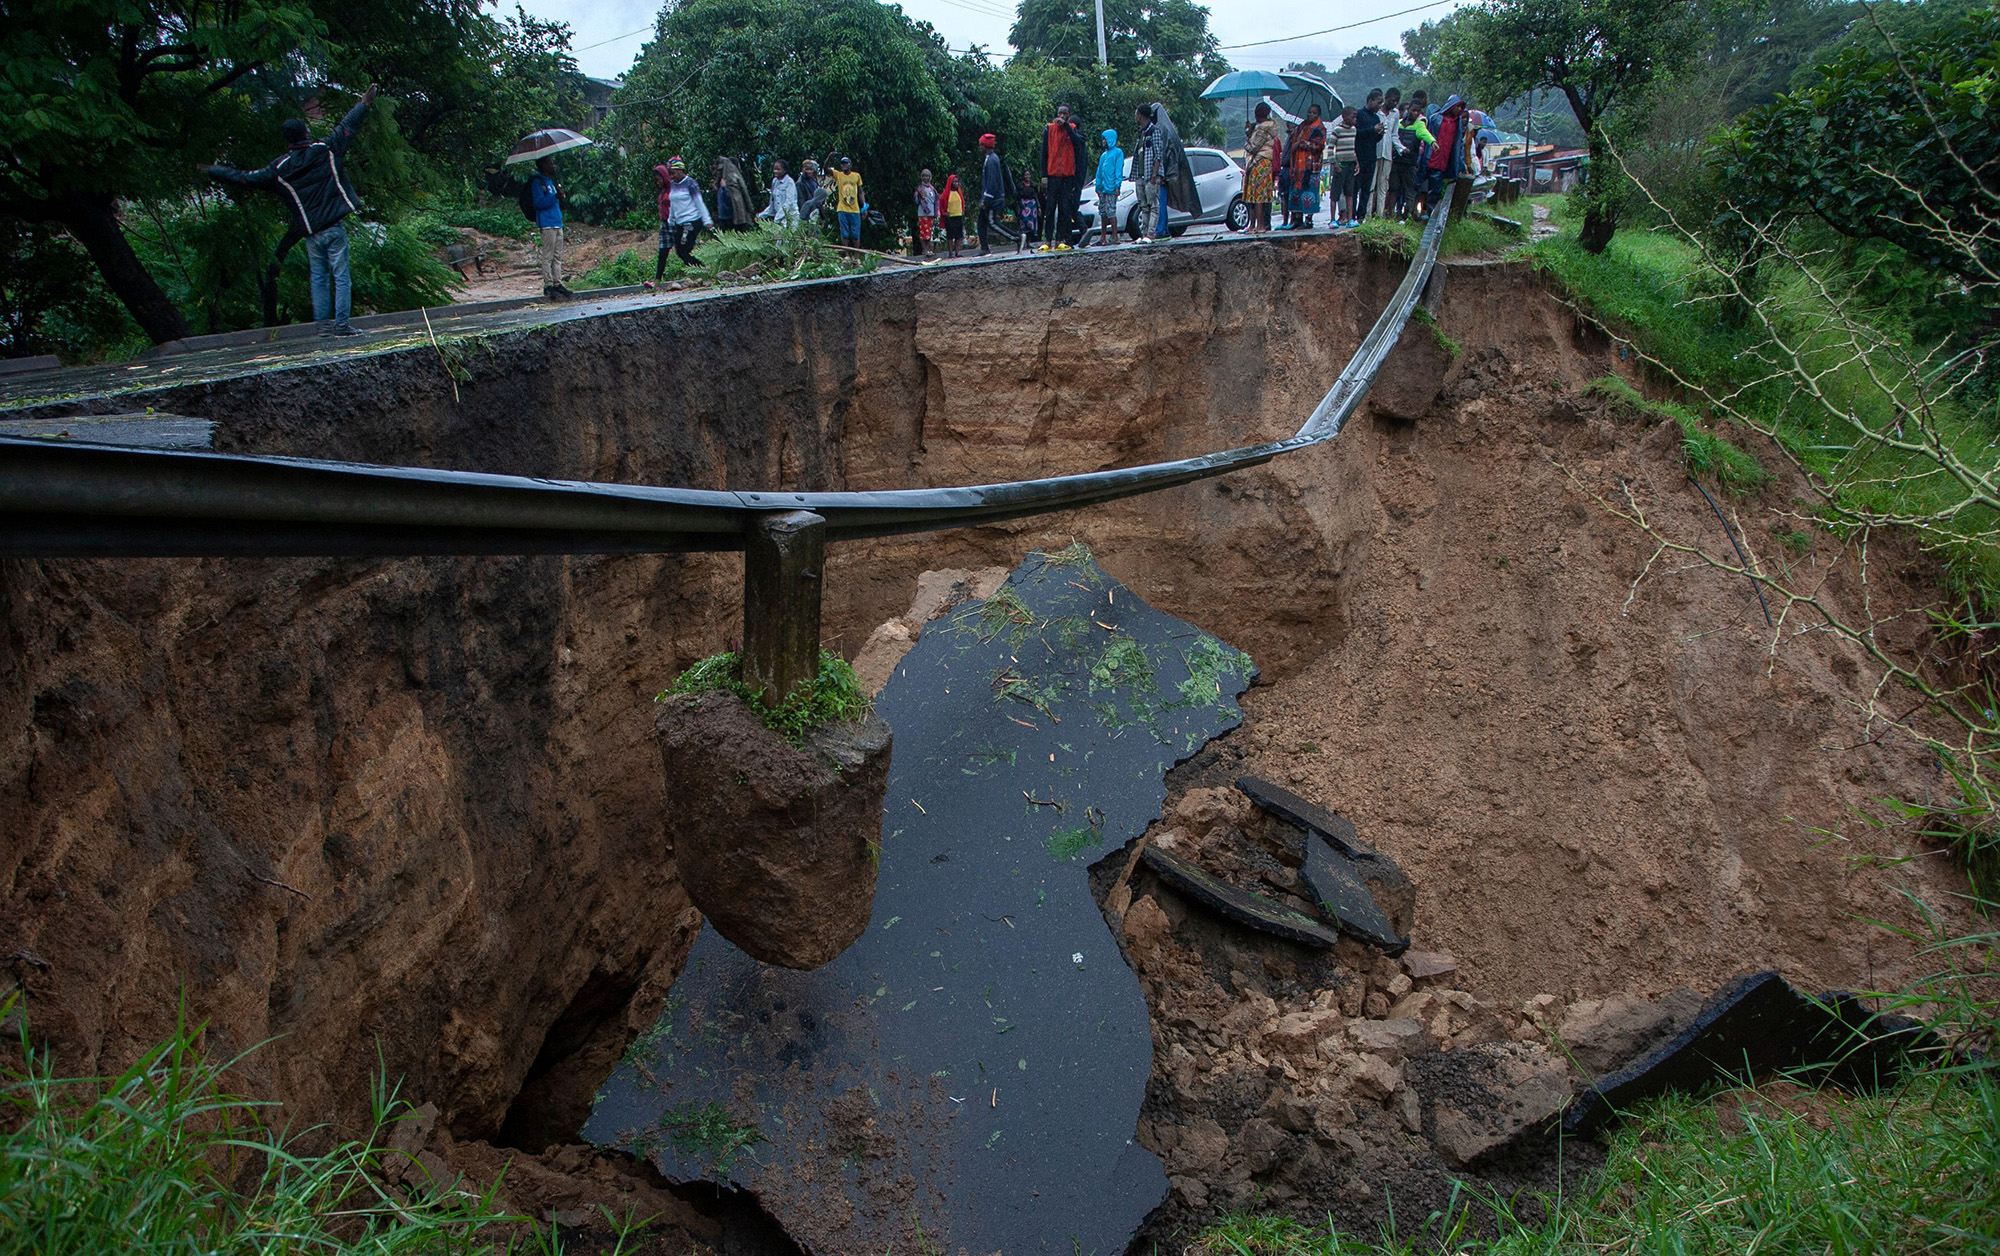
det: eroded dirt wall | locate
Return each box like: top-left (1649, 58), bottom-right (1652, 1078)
top-left (0, 237), bottom-right (1397, 1138)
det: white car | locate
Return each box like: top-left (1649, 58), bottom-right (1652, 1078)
top-left (1077, 147), bottom-right (1249, 239)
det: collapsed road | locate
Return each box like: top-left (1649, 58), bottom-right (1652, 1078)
top-left (1, 186), bottom-right (1980, 1250)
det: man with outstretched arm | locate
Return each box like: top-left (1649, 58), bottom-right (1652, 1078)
top-left (204, 83), bottom-right (379, 337)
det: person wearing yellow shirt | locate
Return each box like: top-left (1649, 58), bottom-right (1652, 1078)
top-left (831, 157), bottom-right (865, 247)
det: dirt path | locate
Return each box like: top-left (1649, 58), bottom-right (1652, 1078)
top-left (448, 224), bottom-right (654, 301)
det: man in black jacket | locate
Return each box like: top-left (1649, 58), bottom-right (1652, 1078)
top-left (978, 133), bottom-right (1006, 256)
top-left (206, 84), bottom-right (379, 336)
top-left (1031, 105), bottom-right (1086, 249)
top-left (1353, 88), bottom-right (1384, 225)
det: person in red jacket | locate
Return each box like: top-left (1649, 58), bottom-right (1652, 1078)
top-left (1032, 105), bottom-right (1087, 250)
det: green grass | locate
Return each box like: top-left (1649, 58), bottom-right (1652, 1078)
top-left (1523, 222), bottom-right (2000, 601)
top-left (407, 204), bottom-right (536, 244)
top-left (1411, 305), bottom-right (1461, 363)
top-left (580, 222), bottom-right (876, 291)
top-left (656, 1100), bottom-right (762, 1177)
top-left (580, 246), bottom-right (665, 289)
top-left (1045, 826), bottom-right (1104, 862)
top-left (1194, 1071), bottom-right (2000, 1256)
top-left (661, 648), bottom-right (869, 743)
top-left (1349, 213), bottom-right (1513, 261)
top-left (0, 996), bottom-right (542, 1255)
top-left (1585, 375), bottom-right (1770, 494)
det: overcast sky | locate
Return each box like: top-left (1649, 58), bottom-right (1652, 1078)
top-left (523, 0), bottom-right (1463, 81)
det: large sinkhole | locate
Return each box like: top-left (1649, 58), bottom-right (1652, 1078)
top-left (4, 237), bottom-right (1978, 1252)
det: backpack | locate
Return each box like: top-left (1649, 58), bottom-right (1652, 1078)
top-left (483, 168), bottom-right (538, 224)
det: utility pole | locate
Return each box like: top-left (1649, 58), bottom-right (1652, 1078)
top-left (1522, 88), bottom-right (1535, 196)
top-left (1095, 0), bottom-right (1108, 65)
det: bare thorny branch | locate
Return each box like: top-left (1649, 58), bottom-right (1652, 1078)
top-left (1554, 85), bottom-right (2000, 840)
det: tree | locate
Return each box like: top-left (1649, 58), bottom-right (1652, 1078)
top-left (322, 2), bottom-right (587, 192)
top-left (0, 222), bottom-right (130, 358)
top-left (1711, 1), bottom-right (2000, 287)
top-left (1324, 46), bottom-right (1417, 106)
top-left (1424, 0), bottom-right (1709, 252)
top-left (916, 35), bottom-right (1046, 190)
top-left (1006, 0), bottom-right (1230, 145)
top-left (0, 0), bottom-right (322, 342)
top-left (601, 0), bottom-right (955, 235)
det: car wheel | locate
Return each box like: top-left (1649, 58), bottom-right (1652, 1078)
top-left (1126, 208), bottom-right (1143, 239)
top-left (1227, 195), bottom-right (1249, 232)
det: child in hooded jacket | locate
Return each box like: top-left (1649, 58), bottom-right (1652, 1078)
top-left (1092, 129), bottom-right (1124, 246)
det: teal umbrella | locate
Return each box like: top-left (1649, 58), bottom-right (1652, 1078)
top-left (1204, 70), bottom-right (1293, 153)
top-left (1200, 70), bottom-right (1291, 100)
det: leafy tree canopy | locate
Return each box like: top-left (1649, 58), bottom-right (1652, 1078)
top-left (1006, 0), bottom-right (1230, 146)
top-left (1711, 1), bottom-right (2000, 290)
top-left (1424, 0), bottom-right (1712, 251)
top-left (0, 0), bottom-right (557, 344)
top-left (1318, 46), bottom-right (1419, 106)
top-left (599, 0), bottom-right (956, 231)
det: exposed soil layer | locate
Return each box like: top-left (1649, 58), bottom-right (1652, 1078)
top-left (1, 237), bottom-right (1978, 1248)
top-left (1, 234), bottom-right (1401, 1150)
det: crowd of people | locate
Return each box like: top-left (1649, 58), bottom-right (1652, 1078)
top-left (198, 85), bottom-right (1485, 332)
top-left (1246, 90), bottom-right (1483, 231)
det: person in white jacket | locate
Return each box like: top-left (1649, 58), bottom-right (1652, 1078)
top-left (759, 159), bottom-right (801, 227)
top-left (648, 157), bottom-right (714, 290)
top-left (1371, 87), bottom-right (1401, 219)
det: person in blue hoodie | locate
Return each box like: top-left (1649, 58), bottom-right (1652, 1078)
top-left (529, 156), bottom-right (573, 300)
top-left (1090, 128), bottom-right (1125, 247)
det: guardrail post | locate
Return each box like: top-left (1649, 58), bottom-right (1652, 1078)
top-left (1449, 176), bottom-right (1473, 223)
top-left (742, 510), bottom-right (825, 708)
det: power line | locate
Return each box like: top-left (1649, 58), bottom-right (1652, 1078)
top-left (1214, 0), bottom-right (1460, 51)
top-left (575, 24), bottom-right (652, 53)
top-left (928, 0), bottom-right (1017, 20)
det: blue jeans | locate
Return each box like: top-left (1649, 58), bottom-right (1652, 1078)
top-left (837, 210), bottom-right (861, 241)
top-left (1154, 182), bottom-right (1169, 238)
top-left (304, 223), bottom-right (352, 330)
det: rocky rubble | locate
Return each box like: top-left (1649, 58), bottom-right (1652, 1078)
top-left (1112, 778), bottom-right (1727, 1241)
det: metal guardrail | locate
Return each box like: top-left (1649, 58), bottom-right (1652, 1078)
top-left (0, 187), bottom-right (1452, 560)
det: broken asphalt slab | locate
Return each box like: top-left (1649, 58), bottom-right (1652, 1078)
top-left (1235, 775), bottom-right (1414, 949)
top-left (1140, 844), bottom-right (1342, 950)
top-left (585, 548), bottom-right (1255, 1255)
top-left (1564, 970), bottom-right (1950, 1136)
top-left (1299, 834), bottom-right (1410, 955)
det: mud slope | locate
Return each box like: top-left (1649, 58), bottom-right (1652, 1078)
top-left (0, 236), bottom-right (1404, 1142)
top-left (1228, 259), bottom-right (1974, 1004)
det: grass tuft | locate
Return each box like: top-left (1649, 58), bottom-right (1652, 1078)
top-left (0, 994), bottom-right (524, 1255)
top-left (661, 648), bottom-right (869, 743)
top-left (1410, 305), bottom-right (1461, 361)
top-left (1585, 374), bottom-right (1770, 494)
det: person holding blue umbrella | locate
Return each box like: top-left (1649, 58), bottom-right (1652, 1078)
top-left (1201, 69), bottom-right (1292, 142)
